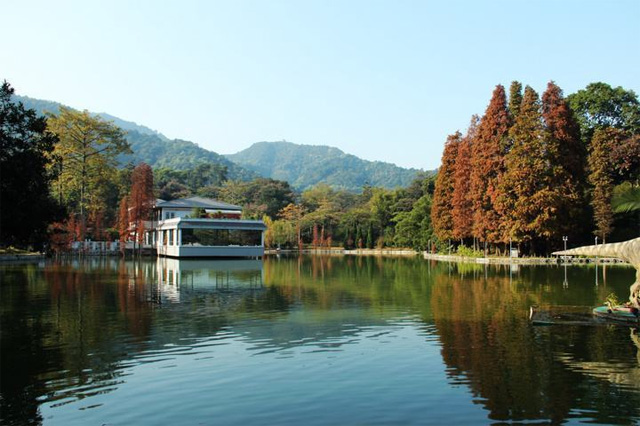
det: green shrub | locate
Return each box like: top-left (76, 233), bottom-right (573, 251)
top-left (455, 245), bottom-right (484, 258)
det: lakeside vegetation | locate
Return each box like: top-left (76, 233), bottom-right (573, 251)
top-left (1, 80), bottom-right (637, 255)
top-left (431, 81), bottom-right (638, 255)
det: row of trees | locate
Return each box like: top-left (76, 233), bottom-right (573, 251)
top-left (262, 177), bottom-right (436, 251)
top-left (431, 81), bottom-right (639, 254)
top-left (2, 78), bottom-right (636, 255)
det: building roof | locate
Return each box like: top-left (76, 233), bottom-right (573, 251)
top-left (155, 196), bottom-right (242, 211)
top-left (158, 218), bottom-right (267, 231)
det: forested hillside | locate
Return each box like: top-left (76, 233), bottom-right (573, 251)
top-left (16, 96), bottom-right (165, 138)
top-left (14, 96), bottom-right (257, 181)
top-left (17, 96), bottom-right (423, 189)
top-left (227, 141), bottom-right (425, 191)
top-left (123, 130), bottom-right (257, 180)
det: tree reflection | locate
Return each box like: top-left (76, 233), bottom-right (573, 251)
top-left (1, 257), bottom-right (638, 425)
top-left (431, 263), bottom-right (640, 423)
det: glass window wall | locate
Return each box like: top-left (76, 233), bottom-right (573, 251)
top-left (181, 229), bottom-right (262, 246)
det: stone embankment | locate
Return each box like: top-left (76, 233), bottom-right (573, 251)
top-left (423, 252), bottom-right (628, 265)
top-left (265, 248), bottom-right (628, 265)
top-left (265, 248), bottom-right (417, 256)
top-left (0, 254), bottom-right (45, 262)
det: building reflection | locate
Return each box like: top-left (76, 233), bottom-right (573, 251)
top-left (152, 258), bottom-right (264, 303)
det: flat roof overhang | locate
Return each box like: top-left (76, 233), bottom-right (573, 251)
top-left (156, 218), bottom-right (267, 231)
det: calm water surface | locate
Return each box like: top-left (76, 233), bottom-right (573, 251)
top-left (1, 256), bottom-right (638, 425)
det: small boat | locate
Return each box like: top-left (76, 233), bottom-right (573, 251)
top-left (529, 305), bottom-right (597, 326)
top-left (529, 305), bottom-right (639, 326)
top-left (592, 305), bottom-right (640, 325)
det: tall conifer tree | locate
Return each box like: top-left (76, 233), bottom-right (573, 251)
top-left (432, 132), bottom-right (461, 242)
top-left (130, 163), bottom-right (155, 244)
top-left (588, 128), bottom-right (627, 242)
top-left (451, 116), bottom-right (478, 243)
top-left (496, 86), bottom-right (559, 251)
top-left (470, 85), bottom-right (510, 247)
top-left (508, 81), bottom-right (523, 121)
top-left (541, 81), bottom-right (588, 241)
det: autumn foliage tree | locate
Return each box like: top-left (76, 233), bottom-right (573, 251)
top-left (118, 195), bottom-right (130, 248)
top-left (451, 116), bottom-right (478, 243)
top-left (541, 81), bottom-right (588, 240)
top-left (431, 132), bottom-right (461, 242)
top-left (470, 85), bottom-right (510, 249)
top-left (496, 86), bottom-right (558, 251)
top-left (129, 163), bottom-right (155, 245)
top-left (432, 80), bottom-right (630, 255)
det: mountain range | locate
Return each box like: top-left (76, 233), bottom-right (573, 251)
top-left (227, 141), bottom-right (421, 191)
top-left (16, 95), bottom-right (426, 191)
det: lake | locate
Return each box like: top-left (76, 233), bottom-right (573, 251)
top-left (1, 256), bottom-right (639, 425)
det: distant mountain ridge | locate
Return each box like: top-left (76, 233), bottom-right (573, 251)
top-left (14, 95), bottom-right (257, 181)
top-left (226, 141), bottom-right (423, 191)
top-left (16, 95), bottom-right (167, 140)
top-left (15, 95), bottom-right (426, 192)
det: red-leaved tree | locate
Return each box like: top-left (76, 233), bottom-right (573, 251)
top-left (541, 81), bottom-right (588, 243)
top-left (432, 132), bottom-right (461, 242)
top-left (470, 85), bottom-right (510, 250)
top-left (451, 116), bottom-right (479, 244)
top-left (129, 163), bottom-right (155, 247)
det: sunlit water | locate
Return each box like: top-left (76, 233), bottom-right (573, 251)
top-left (1, 256), bottom-right (638, 425)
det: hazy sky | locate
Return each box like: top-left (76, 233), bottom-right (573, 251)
top-left (3, 0), bottom-right (639, 170)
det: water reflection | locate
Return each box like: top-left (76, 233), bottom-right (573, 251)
top-left (0, 257), bottom-right (638, 425)
top-left (152, 258), bottom-right (264, 303)
top-left (430, 262), bottom-right (639, 424)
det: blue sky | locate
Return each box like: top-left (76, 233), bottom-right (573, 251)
top-left (3, 0), bottom-right (639, 170)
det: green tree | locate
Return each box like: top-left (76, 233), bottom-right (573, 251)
top-left (301, 183), bottom-right (336, 212)
top-left (588, 128), bottom-right (623, 242)
top-left (612, 182), bottom-right (640, 213)
top-left (394, 194), bottom-right (433, 250)
top-left (0, 81), bottom-right (62, 247)
top-left (508, 81), bottom-right (523, 121)
top-left (568, 82), bottom-right (640, 144)
top-left (367, 187), bottom-right (396, 246)
top-left (268, 219), bottom-right (297, 248)
top-left (218, 178), bottom-right (295, 219)
top-left (158, 179), bottom-right (190, 200)
top-left (187, 162), bottom-right (227, 191)
top-left (277, 203), bottom-right (306, 248)
top-left (48, 107), bottom-right (130, 237)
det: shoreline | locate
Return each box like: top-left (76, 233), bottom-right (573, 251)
top-left (422, 252), bottom-right (627, 265)
top-left (1, 250), bottom-right (628, 266)
top-left (265, 248), bottom-right (629, 266)
top-left (0, 253), bottom-right (46, 263)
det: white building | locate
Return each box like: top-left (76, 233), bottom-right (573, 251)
top-left (148, 197), bottom-right (266, 258)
